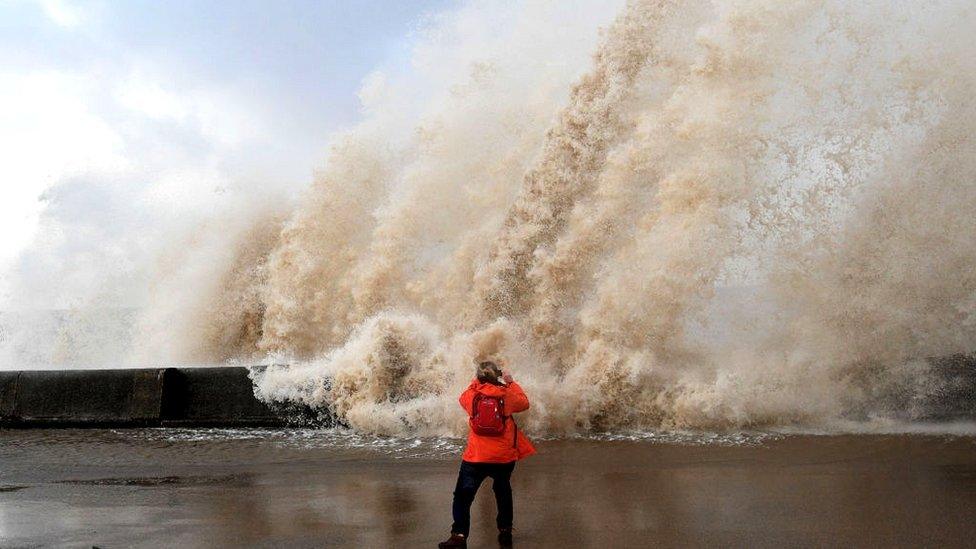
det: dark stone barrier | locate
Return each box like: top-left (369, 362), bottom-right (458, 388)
top-left (0, 370), bottom-right (19, 418)
top-left (161, 367), bottom-right (282, 427)
top-left (923, 355), bottom-right (976, 420)
top-left (1, 358), bottom-right (971, 427)
top-left (0, 367), bottom-right (286, 427)
top-left (2, 368), bottom-right (165, 426)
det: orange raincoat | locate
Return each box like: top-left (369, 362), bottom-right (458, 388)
top-left (459, 379), bottom-right (536, 463)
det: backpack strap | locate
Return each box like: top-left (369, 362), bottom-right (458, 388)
top-left (470, 392), bottom-right (483, 417)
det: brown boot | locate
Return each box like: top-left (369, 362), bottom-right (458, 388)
top-left (438, 533), bottom-right (467, 548)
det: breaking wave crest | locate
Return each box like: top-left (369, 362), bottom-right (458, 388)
top-left (143, 0), bottom-right (976, 436)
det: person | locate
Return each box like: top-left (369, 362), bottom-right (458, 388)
top-left (438, 361), bottom-right (536, 548)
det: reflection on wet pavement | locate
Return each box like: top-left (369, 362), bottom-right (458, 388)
top-left (1, 429), bottom-right (976, 547)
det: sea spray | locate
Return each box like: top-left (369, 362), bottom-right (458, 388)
top-left (162, 0), bottom-right (976, 435)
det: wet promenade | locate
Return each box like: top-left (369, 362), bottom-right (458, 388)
top-left (2, 429), bottom-right (976, 547)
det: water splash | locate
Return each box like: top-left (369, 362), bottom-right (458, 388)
top-left (138, 0), bottom-right (976, 436)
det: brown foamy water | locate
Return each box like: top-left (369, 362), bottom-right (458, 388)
top-left (82, 0), bottom-right (976, 436)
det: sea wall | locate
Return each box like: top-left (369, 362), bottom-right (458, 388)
top-left (0, 358), bottom-right (972, 428)
top-left (0, 367), bottom-right (286, 427)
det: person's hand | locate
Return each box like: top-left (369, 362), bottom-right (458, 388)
top-left (501, 369), bottom-right (514, 384)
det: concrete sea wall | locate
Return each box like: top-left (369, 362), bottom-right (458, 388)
top-left (0, 367), bottom-right (286, 427)
top-left (0, 358), bottom-right (973, 428)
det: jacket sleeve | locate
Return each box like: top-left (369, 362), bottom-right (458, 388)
top-left (504, 382), bottom-right (530, 414)
top-left (459, 381), bottom-right (478, 415)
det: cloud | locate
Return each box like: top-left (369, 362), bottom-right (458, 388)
top-left (0, 53), bottom-right (301, 307)
top-left (0, 70), bottom-right (125, 269)
top-left (35, 0), bottom-right (85, 28)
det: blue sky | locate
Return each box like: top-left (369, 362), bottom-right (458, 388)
top-left (0, 0), bottom-right (452, 301)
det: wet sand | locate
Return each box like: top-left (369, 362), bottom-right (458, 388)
top-left (1, 430), bottom-right (975, 548)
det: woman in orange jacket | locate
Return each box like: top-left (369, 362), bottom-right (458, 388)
top-left (439, 361), bottom-right (535, 548)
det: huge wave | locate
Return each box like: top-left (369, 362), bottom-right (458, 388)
top-left (25, 0), bottom-right (976, 436)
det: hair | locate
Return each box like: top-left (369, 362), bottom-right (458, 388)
top-left (476, 360), bottom-right (502, 384)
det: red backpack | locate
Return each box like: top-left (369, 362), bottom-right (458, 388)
top-left (469, 393), bottom-right (507, 436)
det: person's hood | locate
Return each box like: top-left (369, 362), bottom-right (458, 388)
top-left (469, 379), bottom-right (508, 397)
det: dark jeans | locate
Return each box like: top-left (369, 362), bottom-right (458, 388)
top-left (451, 460), bottom-right (516, 537)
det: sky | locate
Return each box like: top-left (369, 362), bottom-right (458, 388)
top-left (0, 0), bottom-right (452, 306)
